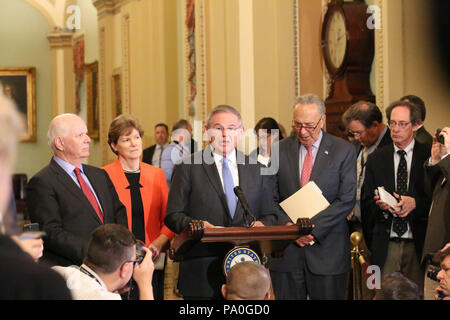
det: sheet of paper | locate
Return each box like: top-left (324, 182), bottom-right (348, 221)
top-left (280, 181), bottom-right (330, 222)
top-left (377, 187), bottom-right (399, 210)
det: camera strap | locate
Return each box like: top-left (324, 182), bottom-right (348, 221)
top-left (79, 265), bottom-right (102, 287)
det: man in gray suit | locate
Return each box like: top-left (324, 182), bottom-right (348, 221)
top-left (269, 94), bottom-right (357, 300)
top-left (164, 105), bottom-right (279, 299)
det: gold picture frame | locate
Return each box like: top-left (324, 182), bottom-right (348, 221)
top-left (85, 61), bottom-right (99, 140)
top-left (0, 67), bottom-right (36, 142)
top-left (111, 69), bottom-right (122, 119)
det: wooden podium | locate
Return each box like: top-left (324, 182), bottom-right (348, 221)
top-left (169, 218), bottom-right (314, 263)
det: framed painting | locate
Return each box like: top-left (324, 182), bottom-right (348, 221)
top-left (0, 67), bottom-right (36, 142)
top-left (111, 69), bottom-right (122, 119)
top-left (85, 61), bottom-right (99, 140)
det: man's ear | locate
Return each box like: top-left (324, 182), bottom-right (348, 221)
top-left (221, 284), bottom-right (227, 299)
top-left (412, 122), bottom-right (419, 132)
top-left (54, 137), bottom-right (64, 151)
top-left (119, 262), bottom-right (131, 279)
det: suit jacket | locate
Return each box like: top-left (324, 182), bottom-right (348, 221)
top-left (268, 132), bottom-right (357, 275)
top-left (422, 155), bottom-right (450, 261)
top-left (102, 158), bottom-right (174, 247)
top-left (361, 141), bottom-right (431, 269)
top-left (415, 126), bottom-right (433, 151)
top-left (0, 235), bottom-right (72, 300)
top-left (164, 146), bottom-right (279, 298)
top-left (142, 144), bottom-right (157, 165)
top-left (26, 159), bottom-right (128, 266)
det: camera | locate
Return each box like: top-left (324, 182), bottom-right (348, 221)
top-left (427, 266), bottom-right (441, 282)
top-left (436, 128), bottom-right (444, 144)
top-left (135, 241), bottom-right (146, 264)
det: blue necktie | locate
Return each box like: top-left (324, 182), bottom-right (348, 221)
top-left (222, 157), bottom-right (237, 218)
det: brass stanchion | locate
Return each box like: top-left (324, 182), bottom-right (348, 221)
top-left (350, 232), bottom-right (364, 300)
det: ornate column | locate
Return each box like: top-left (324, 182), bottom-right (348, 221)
top-left (47, 28), bottom-right (75, 116)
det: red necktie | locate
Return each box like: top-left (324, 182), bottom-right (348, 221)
top-left (74, 168), bottom-right (104, 223)
top-left (300, 146), bottom-right (313, 187)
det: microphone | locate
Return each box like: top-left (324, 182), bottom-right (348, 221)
top-left (233, 186), bottom-right (256, 228)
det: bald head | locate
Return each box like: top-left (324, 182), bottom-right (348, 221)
top-left (48, 113), bottom-right (91, 166)
top-left (222, 262), bottom-right (271, 300)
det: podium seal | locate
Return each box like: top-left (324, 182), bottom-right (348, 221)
top-left (223, 247), bottom-right (261, 276)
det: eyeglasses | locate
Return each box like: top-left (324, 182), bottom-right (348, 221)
top-left (292, 118), bottom-right (322, 132)
top-left (388, 120), bottom-right (411, 129)
top-left (348, 129), bottom-right (366, 137)
top-left (209, 125), bottom-right (242, 134)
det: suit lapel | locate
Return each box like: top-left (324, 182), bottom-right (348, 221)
top-left (310, 132), bottom-right (332, 182)
top-left (50, 160), bottom-right (102, 224)
top-left (202, 148), bottom-right (230, 215)
top-left (384, 144), bottom-right (396, 193)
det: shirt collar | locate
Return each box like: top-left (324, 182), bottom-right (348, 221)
top-left (300, 130), bottom-right (323, 151)
top-left (212, 146), bottom-right (237, 166)
top-left (394, 139), bottom-right (415, 154)
top-left (53, 156), bottom-right (83, 175)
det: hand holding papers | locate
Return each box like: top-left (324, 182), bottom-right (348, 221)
top-left (280, 181), bottom-right (330, 222)
top-left (376, 187), bottom-right (399, 213)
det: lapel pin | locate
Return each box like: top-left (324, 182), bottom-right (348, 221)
top-left (324, 150), bottom-right (329, 155)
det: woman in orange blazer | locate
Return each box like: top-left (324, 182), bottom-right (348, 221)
top-left (103, 115), bottom-right (173, 300)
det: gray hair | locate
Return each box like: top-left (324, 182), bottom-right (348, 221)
top-left (293, 94), bottom-right (326, 115)
top-left (206, 105), bottom-right (243, 128)
top-left (47, 113), bottom-right (78, 151)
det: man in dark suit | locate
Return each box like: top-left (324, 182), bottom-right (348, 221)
top-left (27, 114), bottom-right (127, 267)
top-left (401, 95), bottom-right (433, 150)
top-left (142, 123), bottom-right (169, 168)
top-left (268, 94), bottom-right (357, 300)
top-left (341, 101), bottom-right (393, 299)
top-left (362, 100), bottom-right (431, 290)
top-left (164, 105), bottom-right (279, 299)
top-left (422, 127), bottom-right (450, 299)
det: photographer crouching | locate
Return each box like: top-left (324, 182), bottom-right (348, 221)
top-left (53, 224), bottom-right (154, 300)
top-left (435, 245), bottom-right (450, 300)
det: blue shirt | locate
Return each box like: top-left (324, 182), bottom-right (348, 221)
top-left (53, 156), bottom-right (103, 212)
top-left (160, 142), bottom-right (190, 189)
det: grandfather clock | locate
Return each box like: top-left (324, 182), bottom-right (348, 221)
top-left (321, 0), bottom-right (375, 138)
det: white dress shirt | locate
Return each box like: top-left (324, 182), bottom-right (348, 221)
top-left (53, 264), bottom-right (121, 300)
top-left (212, 148), bottom-right (240, 192)
top-left (390, 139), bottom-right (415, 239)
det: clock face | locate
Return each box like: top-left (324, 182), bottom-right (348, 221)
top-left (324, 9), bottom-right (347, 70)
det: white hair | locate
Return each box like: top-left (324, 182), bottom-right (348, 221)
top-left (47, 113), bottom-right (80, 151)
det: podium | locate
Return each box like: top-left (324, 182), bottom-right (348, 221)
top-left (169, 218), bottom-right (313, 274)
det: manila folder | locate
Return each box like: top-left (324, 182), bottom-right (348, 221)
top-left (280, 181), bottom-right (330, 221)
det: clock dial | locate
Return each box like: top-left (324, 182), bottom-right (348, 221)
top-left (325, 10), bottom-right (347, 70)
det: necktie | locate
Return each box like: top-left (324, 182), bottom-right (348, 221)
top-left (158, 145), bottom-right (164, 168)
top-left (393, 150), bottom-right (407, 237)
top-left (74, 168), bottom-right (104, 223)
top-left (300, 146), bottom-right (313, 187)
top-left (222, 158), bottom-right (237, 218)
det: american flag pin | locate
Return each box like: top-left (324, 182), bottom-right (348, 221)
top-left (324, 150), bottom-right (329, 155)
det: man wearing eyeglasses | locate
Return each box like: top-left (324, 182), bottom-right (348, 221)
top-left (164, 105), bottom-right (279, 299)
top-left (361, 100), bottom-right (431, 291)
top-left (53, 224), bottom-right (155, 300)
top-left (268, 94), bottom-right (357, 300)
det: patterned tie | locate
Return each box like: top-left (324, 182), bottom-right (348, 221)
top-left (300, 146), bottom-right (313, 187)
top-left (393, 150), bottom-right (407, 237)
top-left (222, 158), bottom-right (237, 218)
top-left (74, 168), bottom-right (104, 223)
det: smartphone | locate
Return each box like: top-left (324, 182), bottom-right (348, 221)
top-left (23, 222), bottom-right (40, 232)
top-left (20, 223), bottom-right (46, 240)
top-left (436, 128), bottom-right (444, 144)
